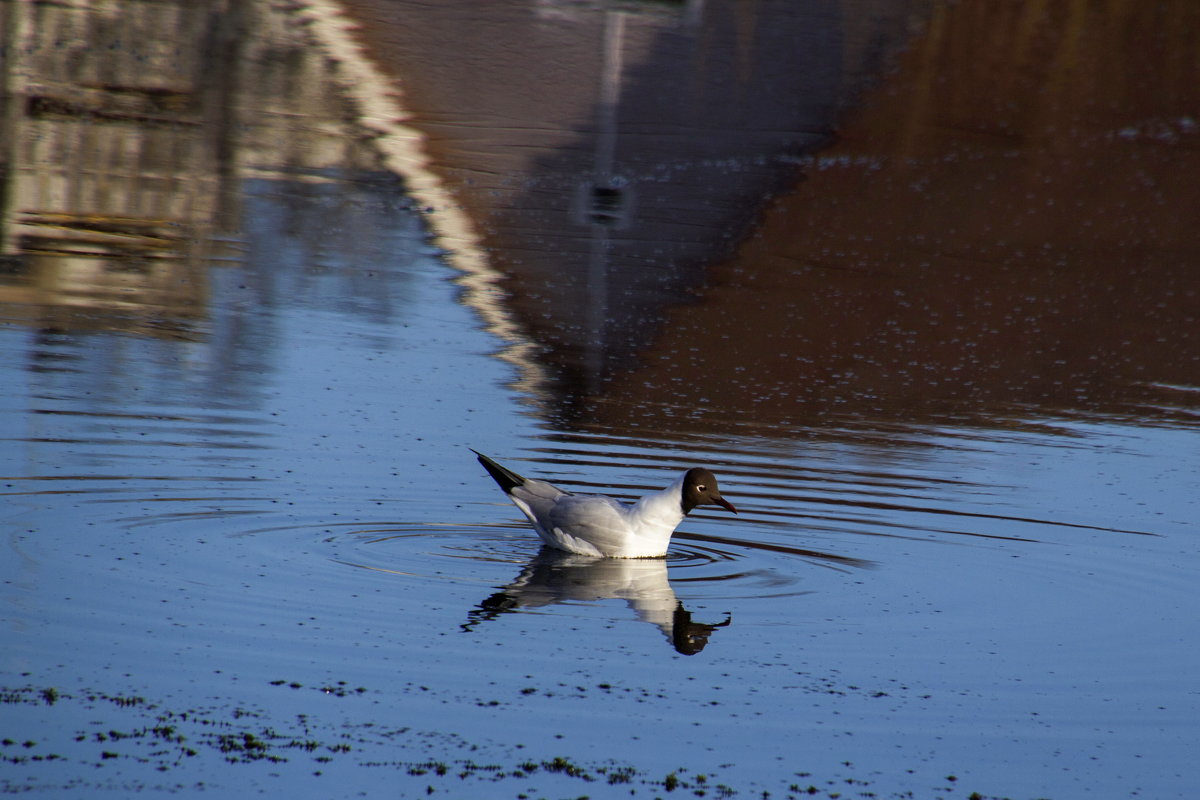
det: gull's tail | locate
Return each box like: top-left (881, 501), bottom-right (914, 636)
top-left (471, 450), bottom-right (526, 495)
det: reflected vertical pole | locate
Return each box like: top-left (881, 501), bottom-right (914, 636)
top-left (585, 10), bottom-right (627, 395)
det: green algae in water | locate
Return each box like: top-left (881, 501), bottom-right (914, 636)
top-left (0, 683), bottom-right (1028, 800)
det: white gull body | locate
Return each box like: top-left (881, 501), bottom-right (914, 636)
top-left (473, 451), bottom-right (737, 558)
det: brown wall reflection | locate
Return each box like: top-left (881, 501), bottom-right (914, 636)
top-left (340, 0), bottom-right (931, 401)
top-left (5, 0), bottom-right (1194, 433)
top-left (595, 0), bottom-right (1200, 432)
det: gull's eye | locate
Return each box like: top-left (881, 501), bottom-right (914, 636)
top-left (697, 485), bottom-right (706, 491)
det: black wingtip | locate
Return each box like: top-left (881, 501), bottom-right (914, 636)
top-left (471, 450), bottom-right (526, 495)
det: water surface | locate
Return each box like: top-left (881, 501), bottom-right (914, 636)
top-left (2, 1), bottom-right (1198, 799)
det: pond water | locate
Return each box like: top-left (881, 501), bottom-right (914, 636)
top-left (2, 1), bottom-right (1198, 799)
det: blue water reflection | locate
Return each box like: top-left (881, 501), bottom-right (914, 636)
top-left (2, 1), bottom-right (1198, 799)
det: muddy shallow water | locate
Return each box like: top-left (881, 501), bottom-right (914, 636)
top-left (2, 1), bottom-right (1199, 799)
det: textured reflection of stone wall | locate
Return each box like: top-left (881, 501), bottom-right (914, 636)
top-left (0, 0), bottom-right (376, 336)
top-left (1, 3), bottom-right (227, 244)
top-left (0, 0), bottom-right (220, 333)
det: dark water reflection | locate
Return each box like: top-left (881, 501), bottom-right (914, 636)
top-left (1, 1), bottom-right (1198, 799)
top-left (5, 0), bottom-right (1193, 433)
top-left (341, 0), bottom-right (935, 403)
top-left (341, 0), bottom-right (1199, 432)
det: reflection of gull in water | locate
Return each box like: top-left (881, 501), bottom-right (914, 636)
top-left (462, 549), bottom-right (731, 655)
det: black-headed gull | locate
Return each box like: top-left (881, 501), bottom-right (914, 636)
top-left (472, 450), bottom-right (737, 558)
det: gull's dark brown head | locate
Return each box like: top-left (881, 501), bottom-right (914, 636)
top-left (680, 467), bottom-right (737, 515)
